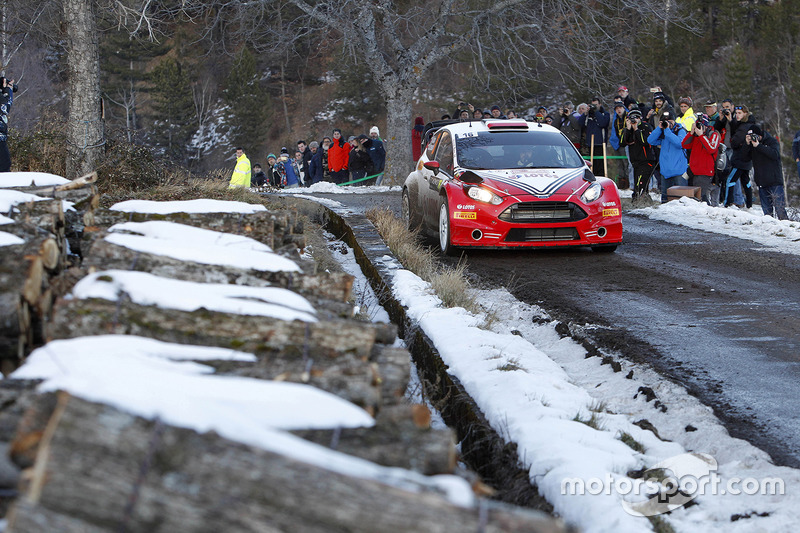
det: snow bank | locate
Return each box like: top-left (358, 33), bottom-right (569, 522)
top-left (72, 270), bottom-right (317, 322)
top-left (0, 189), bottom-right (47, 212)
top-left (633, 197), bottom-right (800, 256)
top-left (0, 172), bottom-right (70, 188)
top-left (106, 220), bottom-right (300, 273)
top-left (110, 198), bottom-right (267, 214)
top-left (0, 231), bottom-right (24, 247)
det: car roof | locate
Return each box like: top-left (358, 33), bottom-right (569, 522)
top-left (443, 120), bottom-right (562, 136)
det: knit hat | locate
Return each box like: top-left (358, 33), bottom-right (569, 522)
top-left (347, 135), bottom-right (357, 142)
top-left (628, 109), bottom-right (642, 120)
top-left (614, 101), bottom-right (626, 108)
top-left (748, 124), bottom-right (763, 137)
top-left (280, 147), bottom-right (289, 154)
top-left (678, 96), bottom-right (693, 107)
top-left (267, 153), bottom-right (276, 160)
top-left (357, 133), bottom-right (369, 141)
top-left (653, 92), bottom-right (666, 102)
top-left (491, 105), bottom-right (501, 111)
top-left (370, 126), bottom-right (380, 135)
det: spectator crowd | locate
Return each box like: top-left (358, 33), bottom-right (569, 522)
top-left (228, 85), bottom-right (794, 221)
top-left (229, 126), bottom-right (386, 191)
top-left (427, 87), bottom-right (791, 220)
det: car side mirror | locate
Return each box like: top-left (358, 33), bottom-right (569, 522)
top-left (583, 168), bottom-right (596, 183)
top-left (423, 161), bottom-right (440, 176)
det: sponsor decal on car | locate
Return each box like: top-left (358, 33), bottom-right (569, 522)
top-left (457, 204), bottom-right (476, 210)
top-left (453, 211), bottom-right (477, 220)
top-left (602, 208), bottom-right (620, 217)
top-left (602, 201), bottom-right (618, 207)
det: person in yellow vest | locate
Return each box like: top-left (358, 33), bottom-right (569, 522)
top-left (229, 147), bottom-right (252, 188)
top-left (676, 97), bottom-right (697, 131)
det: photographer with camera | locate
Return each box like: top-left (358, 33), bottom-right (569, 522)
top-left (723, 105), bottom-right (755, 208)
top-left (453, 101), bottom-right (475, 120)
top-left (0, 76), bottom-right (17, 173)
top-left (558, 102), bottom-right (581, 149)
top-left (681, 113), bottom-right (721, 205)
top-left (741, 125), bottom-right (787, 220)
top-left (578, 97), bottom-right (610, 175)
top-left (622, 109), bottom-right (657, 200)
top-left (647, 109), bottom-right (688, 203)
top-left (609, 101), bottom-right (633, 189)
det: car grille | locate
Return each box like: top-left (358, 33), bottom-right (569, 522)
top-left (498, 202), bottom-right (587, 223)
top-left (504, 228), bottom-right (580, 242)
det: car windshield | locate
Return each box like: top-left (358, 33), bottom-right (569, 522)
top-left (455, 131), bottom-right (585, 170)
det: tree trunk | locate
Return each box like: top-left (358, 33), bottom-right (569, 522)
top-left (384, 89), bottom-right (415, 186)
top-left (63, 0), bottom-right (104, 179)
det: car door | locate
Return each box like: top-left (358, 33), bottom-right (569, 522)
top-left (422, 130), bottom-right (455, 227)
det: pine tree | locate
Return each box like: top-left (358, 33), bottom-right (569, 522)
top-left (100, 29), bottom-right (169, 139)
top-left (223, 47), bottom-right (270, 157)
top-left (150, 57), bottom-right (196, 162)
top-left (724, 44), bottom-right (755, 109)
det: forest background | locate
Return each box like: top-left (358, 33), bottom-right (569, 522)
top-left (3, 0), bottom-right (800, 196)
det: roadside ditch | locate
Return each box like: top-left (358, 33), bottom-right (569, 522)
top-left (323, 206), bottom-right (552, 511)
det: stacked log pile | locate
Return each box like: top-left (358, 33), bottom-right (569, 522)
top-left (0, 176), bottom-right (566, 532)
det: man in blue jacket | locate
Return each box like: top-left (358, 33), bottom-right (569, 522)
top-left (579, 97), bottom-right (610, 176)
top-left (647, 109), bottom-right (688, 203)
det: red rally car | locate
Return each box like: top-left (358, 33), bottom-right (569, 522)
top-left (402, 119), bottom-right (623, 254)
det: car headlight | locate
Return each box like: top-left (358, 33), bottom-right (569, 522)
top-left (580, 182), bottom-right (603, 203)
top-left (467, 186), bottom-right (503, 205)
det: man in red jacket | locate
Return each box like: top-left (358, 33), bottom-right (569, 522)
top-left (328, 128), bottom-right (351, 184)
top-left (681, 113), bottom-right (721, 205)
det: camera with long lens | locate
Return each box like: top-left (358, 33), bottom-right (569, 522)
top-left (749, 133), bottom-right (761, 143)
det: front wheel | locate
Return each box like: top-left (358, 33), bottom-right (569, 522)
top-left (438, 196), bottom-right (457, 256)
top-left (402, 188), bottom-right (417, 230)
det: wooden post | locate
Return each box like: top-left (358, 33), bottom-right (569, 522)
top-left (589, 135), bottom-right (595, 173)
top-left (602, 141), bottom-right (608, 178)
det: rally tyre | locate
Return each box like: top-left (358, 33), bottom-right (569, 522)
top-left (438, 196), bottom-right (457, 256)
top-left (402, 188), bottom-right (417, 230)
top-left (591, 245), bottom-right (618, 253)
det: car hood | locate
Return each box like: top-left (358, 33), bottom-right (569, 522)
top-left (458, 167), bottom-right (589, 199)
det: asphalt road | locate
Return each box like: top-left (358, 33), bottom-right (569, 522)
top-left (312, 190), bottom-right (800, 468)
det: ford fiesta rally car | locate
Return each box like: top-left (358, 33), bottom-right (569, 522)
top-left (401, 119), bottom-right (623, 254)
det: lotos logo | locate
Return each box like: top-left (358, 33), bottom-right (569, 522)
top-left (602, 201), bottom-right (617, 207)
top-left (457, 204), bottom-right (476, 210)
